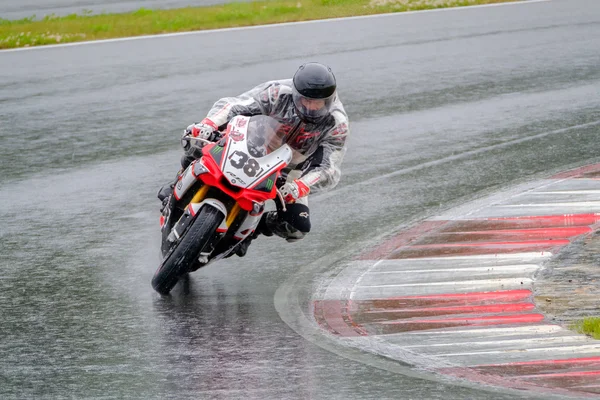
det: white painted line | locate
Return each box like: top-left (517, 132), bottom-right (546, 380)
top-left (352, 285), bottom-right (535, 298)
top-left (372, 252), bottom-right (553, 262)
top-left (402, 336), bottom-right (590, 349)
top-left (529, 191), bottom-right (600, 195)
top-left (360, 270), bottom-right (538, 286)
top-left (439, 344), bottom-right (600, 357)
top-left (382, 326), bottom-right (578, 348)
top-left (404, 324), bottom-right (564, 336)
top-left (356, 277), bottom-right (533, 288)
top-left (349, 259), bottom-right (382, 300)
top-left (0, 0), bottom-right (553, 53)
top-left (355, 259), bottom-right (381, 286)
top-left (373, 261), bottom-right (544, 272)
top-left (366, 264), bottom-right (541, 274)
top-left (371, 256), bottom-right (551, 270)
top-left (499, 202), bottom-right (600, 207)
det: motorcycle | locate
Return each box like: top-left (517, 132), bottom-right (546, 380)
top-left (152, 115), bottom-right (292, 295)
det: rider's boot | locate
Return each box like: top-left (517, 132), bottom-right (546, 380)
top-left (157, 179), bottom-right (176, 215)
top-left (157, 182), bottom-right (175, 202)
top-left (158, 146), bottom-right (202, 203)
top-left (157, 168), bottom-right (185, 205)
top-left (234, 231), bottom-right (257, 257)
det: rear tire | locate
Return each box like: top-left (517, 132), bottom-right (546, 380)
top-left (152, 205), bottom-right (223, 295)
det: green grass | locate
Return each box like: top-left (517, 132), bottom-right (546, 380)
top-left (0, 0), bottom-right (522, 49)
top-left (571, 317), bottom-right (600, 339)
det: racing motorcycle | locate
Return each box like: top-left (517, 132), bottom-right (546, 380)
top-left (152, 115), bottom-right (292, 295)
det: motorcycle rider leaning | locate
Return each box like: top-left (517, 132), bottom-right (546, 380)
top-left (158, 62), bottom-right (350, 257)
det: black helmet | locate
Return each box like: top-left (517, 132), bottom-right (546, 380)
top-left (292, 62), bottom-right (336, 123)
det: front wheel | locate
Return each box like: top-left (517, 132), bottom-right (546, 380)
top-left (152, 204), bottom-right (223, 295)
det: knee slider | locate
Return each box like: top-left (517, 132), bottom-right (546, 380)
top-left (281, 203), bottom-right (311, 234)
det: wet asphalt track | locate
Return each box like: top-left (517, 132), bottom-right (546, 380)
top-left (1, 1), bottom-right (600, 399)
top-left (0, 0), bottom-right (243, 20)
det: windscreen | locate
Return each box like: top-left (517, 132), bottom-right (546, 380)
top-left (244, 115), bottom-right (287, 158)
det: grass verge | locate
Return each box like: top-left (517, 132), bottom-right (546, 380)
top-left (571, 317), bottom-right (600, 340)
top-left (0, 0), bottom-right (522, 50)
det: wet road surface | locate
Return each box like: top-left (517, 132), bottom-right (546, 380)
top-left (0, 0), bottom-right (246, 20)
top-left (2, 1), bottom-right (600, 399)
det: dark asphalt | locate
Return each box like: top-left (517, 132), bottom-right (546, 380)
top-left (1, 1), bottom-right (600, 399)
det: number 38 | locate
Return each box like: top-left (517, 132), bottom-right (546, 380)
top-left (229, 150), bottom-right (262, 177)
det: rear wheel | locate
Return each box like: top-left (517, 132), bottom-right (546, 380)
top-left (152, 205), bottom-right (223, 295)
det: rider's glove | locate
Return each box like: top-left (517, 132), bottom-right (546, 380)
top-left (182, 118), bottom-right (219, 149)
top-left (280, 180), bottom-right (310, 203)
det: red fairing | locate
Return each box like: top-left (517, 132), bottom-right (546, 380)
top-left (197, 139), bottom-right (286, 211)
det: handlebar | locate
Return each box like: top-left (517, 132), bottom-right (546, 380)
top-left (183, 136), bottom-right (214, 146)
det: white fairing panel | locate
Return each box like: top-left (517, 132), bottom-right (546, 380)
top-left (221, 116), bottom-right (292, 189)
top-left (190, 199), bottom-right (227, 217)
top-left (233, 212), bottom-right (264, 240)
top-left (173, 164), bottom-right (197, 200)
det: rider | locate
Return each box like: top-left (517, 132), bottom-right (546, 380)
top-left (158, 62), bottom-right (350, 257)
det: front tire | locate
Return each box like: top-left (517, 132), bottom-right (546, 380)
top-left (152, 205), bottom-right (223, 295)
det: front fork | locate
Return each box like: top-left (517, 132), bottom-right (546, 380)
top-left (162, 183), bottom-right (263, 262)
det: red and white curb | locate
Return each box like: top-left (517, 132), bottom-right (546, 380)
top-left (313, 163), bottom-right (600, 397)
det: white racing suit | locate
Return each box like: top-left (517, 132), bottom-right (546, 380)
top-left (185, 79), bottom-right (350, 242)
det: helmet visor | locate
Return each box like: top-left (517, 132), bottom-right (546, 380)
top-left (292, 88), bottom-right (334, 121)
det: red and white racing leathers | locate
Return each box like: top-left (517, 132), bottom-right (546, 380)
top-left (202, 79), bottom-right (349, 196)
